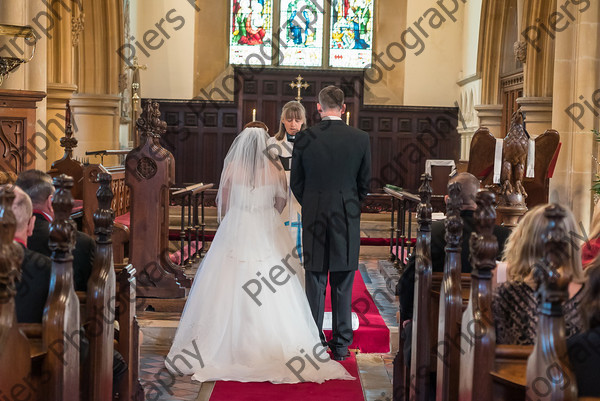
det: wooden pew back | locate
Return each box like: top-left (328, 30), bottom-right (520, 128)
top-left (409, 173), bottom-right (433, 401)
top-left (125, 100), bottom-right (187, 298)
top-left (82, 164), bottom-right (129, 235)
top-left (458, 190), bottom-right (498, 401)
top-left (435, 180), bottom-right (465, 401)
top-left (43, 175), bottom-right (81, 401)
top-left (47, 102), bottom-right (84, 200)
top-left (525, 205), bottom-right (578, 400)
top-left (83, 172), bottom-right (116, 401)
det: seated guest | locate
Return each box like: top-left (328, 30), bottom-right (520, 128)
top-left (581, 198), bottom-right (600, 267)
top-left (16, 170), bottom-right (96, 292)
top-left (396, 172), bottom-right (511, 323)
top-left (9, 185), bottom-right (52, 323)
top-left (492, 205), bottom-right (585, 345)
top-left (568, 258), bottom-right (600, 398)
top-left (9, 185), bottom-right (127, 395)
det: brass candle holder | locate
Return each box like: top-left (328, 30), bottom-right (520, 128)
top-left (0, 24), bottom-right (36, 86)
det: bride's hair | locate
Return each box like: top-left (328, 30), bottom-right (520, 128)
top-left (216, 126), bottom-right (286, 221)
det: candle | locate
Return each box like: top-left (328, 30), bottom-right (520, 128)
top-left (346, 111), bottom-right (350, 125)
top-left (252, 109), bottom-right (256, 122)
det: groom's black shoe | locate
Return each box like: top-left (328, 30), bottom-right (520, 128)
top-left (331, 349), bottom-right (351, 361)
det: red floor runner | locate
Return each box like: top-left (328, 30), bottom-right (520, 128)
top-left (323, 271), bottom-right (390, 353)
top-left (209, 352), bottom-right (364, 401)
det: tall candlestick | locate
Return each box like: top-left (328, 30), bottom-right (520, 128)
top-left (346, 111), bottom-right (350, 125)
top-left (252, 109), bottom-right (256, 122)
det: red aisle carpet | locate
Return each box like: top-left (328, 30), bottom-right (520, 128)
top-left (209, 352), bottom-right (364, 401)
top-left (324, 271), bottom-right (390, 353)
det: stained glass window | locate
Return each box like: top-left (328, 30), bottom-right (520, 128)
top-left (229, 0), bottom-right (273, 65)
top-left (278, 0), bottom-right (324, 67)
top-left (329, 0), bottom-right (373, 68)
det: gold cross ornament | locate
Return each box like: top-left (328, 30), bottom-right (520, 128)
top-left (289, 75), bottom-right (309, 102)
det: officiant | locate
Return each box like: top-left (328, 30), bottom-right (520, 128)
top-left (267, 101), bottom-right (307, 259)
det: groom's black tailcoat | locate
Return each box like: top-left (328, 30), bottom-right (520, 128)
top-left (291, 118), bottom-right (371, 353)
top-left (290, 120), bottom-right (371, 272)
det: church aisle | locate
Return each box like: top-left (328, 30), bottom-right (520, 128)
top-left (139, 247), bottom-right (396, 400)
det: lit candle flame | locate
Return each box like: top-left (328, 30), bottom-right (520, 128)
top-left (252, 109), bottom-right (256, 122)
top-left (346, 111), bottom-right (350, 125)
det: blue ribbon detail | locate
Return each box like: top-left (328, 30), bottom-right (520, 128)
top-left (285, 212), bottom-right (303, 262)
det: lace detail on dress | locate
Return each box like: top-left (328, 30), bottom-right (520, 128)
top-left (492, 281), bottom-right (584, 345)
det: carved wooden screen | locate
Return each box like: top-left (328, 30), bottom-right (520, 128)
top-left (0, 90), bottom-right (46, 173)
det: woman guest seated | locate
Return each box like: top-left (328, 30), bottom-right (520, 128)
top-left (568, 258), bottom-right (600, 398)
top-left (582, 198), bottom-right (600, 267)
top-left (492, 204), bottom-right (586, 345)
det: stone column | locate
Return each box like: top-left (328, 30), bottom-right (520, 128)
top-left (70, 94), bottom-right (121, 166)
top-left (516, 96), bottom-right (553, 136)
top-left (475, 104), bottom-right (503, 137)
top-left (550, 1), bottom-right (600, 229)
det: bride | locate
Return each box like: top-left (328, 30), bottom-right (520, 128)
top-left (165, 125), bottom-right (353, 384)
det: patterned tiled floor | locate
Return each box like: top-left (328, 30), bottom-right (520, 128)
top-left (140, 347), bottom-right (203, 401)
top-left (140, 247), bottom-right (399, 400)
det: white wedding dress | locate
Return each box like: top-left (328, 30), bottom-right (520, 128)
top-left (165, 127), bottom-right (353, 384)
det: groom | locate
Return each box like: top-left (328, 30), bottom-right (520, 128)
top-left (291, 85), bottom-right (371, 361)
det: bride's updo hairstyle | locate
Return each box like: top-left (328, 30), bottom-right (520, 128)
top-left (244, 121), bottom-right (269, 131)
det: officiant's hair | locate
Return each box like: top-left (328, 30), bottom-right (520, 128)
top-left (275, 101), bottom-right (306, 141)
top-left (318, 85), bottom-right (344, 111)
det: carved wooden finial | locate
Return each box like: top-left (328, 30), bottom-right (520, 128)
top-left (136, 100), bottom-right (167, 138)
top-left (0, 186), bottom-right (23, 303)
top-left (49, 174), bottom-right (76, 259)
top-left (93, 172), bottom-right (114, 242)
top-left (60, 101), bottom-right (78, 157)
top-left (469, 190), bottom-right (498, 277)
top-left (417, 173), bottom-right (432, 231)
top-left (534, 204), bottom-right (570, 312)
top-left (445, 181), bottom-right (463, 249)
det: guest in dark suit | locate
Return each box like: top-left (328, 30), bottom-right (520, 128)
top-left (291, 85), bottom-right (371, 361)
top-left (568, 258), bottom-right (600, 398)
top-left (9, 185), bottom-right (52, 324)
top-left (396, 172), bottom-right (511, 323)
top-left (16, 170), bottom-right (95, 292)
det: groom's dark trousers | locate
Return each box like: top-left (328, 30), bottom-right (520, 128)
top-left (290, 118), bottom-right (371, 356)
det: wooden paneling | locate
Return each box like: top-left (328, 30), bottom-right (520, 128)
top-left (0, 90), bottom-right (47, 173)
top-left (152, 69), bottom-right (460, 193)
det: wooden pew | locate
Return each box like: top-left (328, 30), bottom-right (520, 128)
top-left (395, 179), bottom-right (472, 401)
top-left (43, 174), bottom-right (81, 401)
top-left (525, 204), bottom-right (577, 400)
top-left (125, 100), bottom-right (190, 298)
top-left (82, 171), bottom-right (116, 401)
top-left (0, 185), bottom-right (33, 400)
top-left (2, 177), bottom-right (83, 401)
top-left (458, 189), bottom-right (500, 401)
top-left (47, 102), bottom-right (84, 202)
top-left (409, 173), bottom-right (433, 401)
top-left (435, 181), bottom-right (465, 401)
top-left (458, 191), bottom-right (533, 401)
top-left (82, 164), bottom-right (130, 263)
top-left (77, 173), bottom-right (144, 401)
top-left (115, 264), bottom-right (144, 401)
